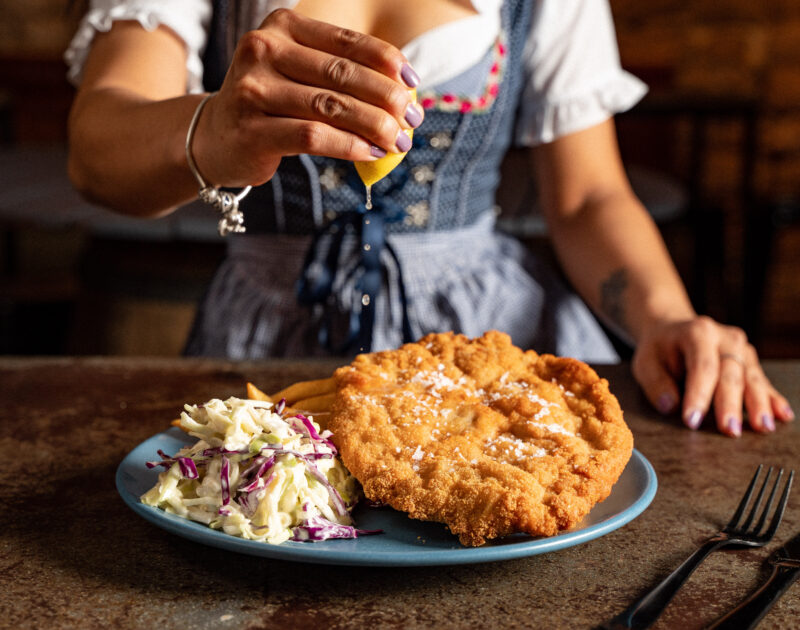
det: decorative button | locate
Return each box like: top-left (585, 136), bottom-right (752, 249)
top-left (319, 166), bottom-right (346, 191)
top-left (429, 132), bottom-right (453, 150)
top-left (412, 165), bottom-right (436, 185)
top-left (404, 201), bottom-right (430, 227)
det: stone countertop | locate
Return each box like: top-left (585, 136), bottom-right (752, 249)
top-left (1, 357), bottom-right (798, 629)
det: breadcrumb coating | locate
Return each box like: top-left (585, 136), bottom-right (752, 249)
top-left (329, 331), bottom-right (634, 546)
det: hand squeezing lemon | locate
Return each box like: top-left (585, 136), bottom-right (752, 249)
top-left (354, 88), bottom-right (416, 209)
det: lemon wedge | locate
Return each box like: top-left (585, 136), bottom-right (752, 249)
top-left (354, 88), bottom-right (416, 189)
top-left (354, 128), bottom-right (413, 187)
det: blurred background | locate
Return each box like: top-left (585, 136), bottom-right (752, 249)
top-left (1, 0), bottom-right (798, 358)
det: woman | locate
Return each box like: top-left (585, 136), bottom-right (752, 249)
top-left (65, 0), bottom-right (793, 436)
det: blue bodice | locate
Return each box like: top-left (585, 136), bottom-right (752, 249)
top-left (202, 0), bottom-right (535, 235)
top-left (196, 0), bottom-right (546, 354)
top-left (187, 0), bottom-right (620, 363)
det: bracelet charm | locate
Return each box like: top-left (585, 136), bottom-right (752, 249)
top-left (185, 92), bottom-right (251, 236)
top-left (199, 185), bottom-right (249, 236)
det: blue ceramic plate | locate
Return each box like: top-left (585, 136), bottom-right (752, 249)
top-left (117, 428), bottom-right (657, 566)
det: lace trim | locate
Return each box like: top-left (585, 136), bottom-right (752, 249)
top-left (516, 71), bottom-right (648, 145)
top-left (64, 7), bottom-right (206, 93)
top-left (418, 34), bottom-right (506, 115)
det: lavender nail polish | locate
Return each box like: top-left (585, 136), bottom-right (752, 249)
top-left (370, 144), bottom-right (387, 158)
top-left (784, 405), bottom-right (796, 421)
top-left (762, 414), bottom-right (775, 432)
top-left (727, 416), bottom-right (742, 436)
top-left (657, 392), bottom-right (675, 414)
top-left (404, 103), bottom-right (423, 128)
top-left (395, 131), bottom-right (412, 152)
top-left (684, 409), bottom-right (703, 430)
top-left (400, 63), bottom-right (420, 88)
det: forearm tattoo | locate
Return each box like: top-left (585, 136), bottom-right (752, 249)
top-left (600, 268), bottom-right (630, 336)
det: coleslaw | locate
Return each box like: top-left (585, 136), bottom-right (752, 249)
top-left (141, 397), bottom-right (378, 544)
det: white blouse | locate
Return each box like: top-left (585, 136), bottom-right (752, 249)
top-left (64, 0), bottom-right (646, 145)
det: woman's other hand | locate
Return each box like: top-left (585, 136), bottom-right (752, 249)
top-left (632, 316), bottom-right (795, 436)
top-left (529, 122), bottom-right (793, 439)
top-left (192, 9), bottom-right (423, 189)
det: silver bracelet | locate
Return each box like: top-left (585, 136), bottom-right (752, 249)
top-left (185, 92), bottom-right (251, 236)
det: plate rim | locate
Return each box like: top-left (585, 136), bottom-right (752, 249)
top-left (116, 429), bottom-right (657, 567)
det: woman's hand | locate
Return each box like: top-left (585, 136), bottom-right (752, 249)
top-left (632, 316), bottom-right (795, 436)
top-left (69, 9), bottom-right (421, 216)
top-left (191, 8), bottom-right (423, 189)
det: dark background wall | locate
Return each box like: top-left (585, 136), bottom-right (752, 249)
top-left (0, 1), bottom-right (798, 356)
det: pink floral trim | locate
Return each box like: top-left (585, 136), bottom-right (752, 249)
top-left (419, 35), bottom-right (507, 114)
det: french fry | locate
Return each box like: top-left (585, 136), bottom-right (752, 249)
top-left (270, 377), bottom-right (335, 404)
top-left (247, 381), bottom-right (333, 416)
top-left (293, 393), bottom-right (335, 413)
top-left (246, 382), bottom-right (272, 401)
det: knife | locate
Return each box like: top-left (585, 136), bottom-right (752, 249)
top-left (706, 529), bottom-right (800, 629)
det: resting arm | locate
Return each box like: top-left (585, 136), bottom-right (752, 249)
top-left (530, 119), bottom-right (693, 343)
top-left (530, 119), bottom-right (793, 436)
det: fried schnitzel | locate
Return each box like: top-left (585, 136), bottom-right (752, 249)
top-left (329, 331), bottom-right (633, 546)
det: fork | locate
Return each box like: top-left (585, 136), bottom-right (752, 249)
top-left (599, 465), bottom-right (793, 630)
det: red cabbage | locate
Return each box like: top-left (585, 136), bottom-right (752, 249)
top-left (294, 414), bottom-right (323, 440)
top-left (293, 413), bottom-right (338, 455)
top-left (239, 458), bottom-right (276, 493)
top-left (256, 444), bottom-right (333, 461)
top-left (305, 461), bottom-right (347, 516)
top-left (238, 455), bottom-right (276, 492)
top-left (220, 457), bottom-right (231, 506)
top-left (236, 472), bottom-right (275, 516)
top-left (291, 514), bottom-right (382, 542)
top-left (145, 451), bottom-right (201, 479)
top-left (177, 457), bottom-right (199, 479)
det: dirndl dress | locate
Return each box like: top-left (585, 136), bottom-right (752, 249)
top-left (184, 0), bottom-right (621, 362)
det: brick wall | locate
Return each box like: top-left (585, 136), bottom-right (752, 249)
top-left (0, 1), bottom-right (80, 142)
top-left (0, 0), bottom-right (79, 58)
top-left (611, 0), bottom-right (800, 353)
top-left (611, 0), bottom-right (800, 202)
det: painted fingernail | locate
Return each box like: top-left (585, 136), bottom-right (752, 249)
top-left (404, 103), bottom-right (423, 128)
top-left (762, 414), bottom-right (775, 432)
top-left (395, 130), bottom-right (412, 152)
top-left (727, 416), bottom-right (742, 437)
top-left (400, 63), bottom-right (420, 88)
top-left (783, 405), bottom-right (795, 421)
top-left (684, 409), bottom-right (703, 430)
top-left (657, 392), bottom-right (676, 414)
top-left (370, 144), bottom-right (387, 158)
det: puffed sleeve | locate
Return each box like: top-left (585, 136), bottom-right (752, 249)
top-left (515, 0), bottom-right (647, 146)
top-left (64, 0), bottom-right (213, 94)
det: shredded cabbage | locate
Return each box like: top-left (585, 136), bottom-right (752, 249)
top-left (141, 397), bottom-right (377, 544)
